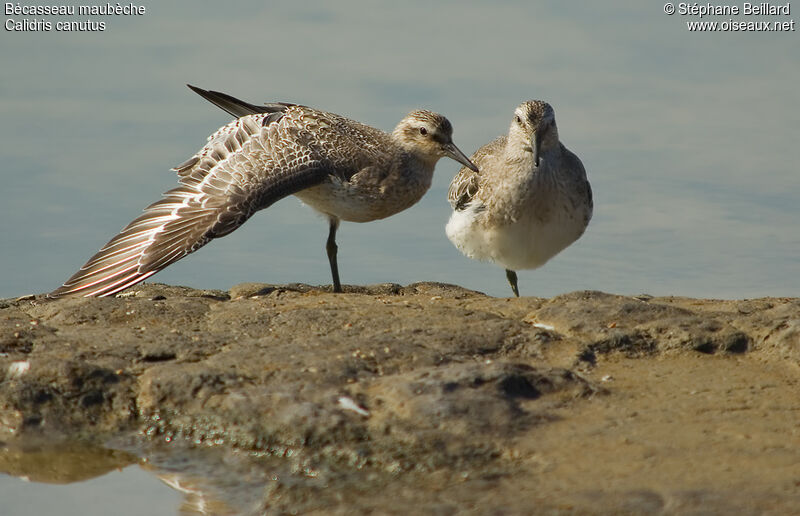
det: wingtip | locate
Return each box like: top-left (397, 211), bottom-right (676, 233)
top-left (45, 290), bottom-right (63, 300)
top-left (46, 285), bottom-right (85, 299)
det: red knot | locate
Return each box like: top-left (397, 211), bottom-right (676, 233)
top-left (446, 100), bottom-right (592, 297)
top-left (49, 85), bottom-right (477, 298)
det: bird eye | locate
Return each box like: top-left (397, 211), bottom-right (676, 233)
top-left (515, 115), bottom-right (522, 124)
top-left (419, 127), bottom-right (428, 135)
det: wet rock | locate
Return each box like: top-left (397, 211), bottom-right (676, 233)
top-left (0, 284), bottom-right (798, 513)
top-left (1, 284), bottom-right (796, 444)
top-left (0, 358), bottom-right (135, 437)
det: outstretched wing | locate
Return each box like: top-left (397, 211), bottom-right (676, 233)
top-left (49, 99), bottom-right (332, 298)
top-left (447, 135), bottom-right (505, 210)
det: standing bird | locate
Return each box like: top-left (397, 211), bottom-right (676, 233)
top-left (49, 85), bottom-right (477, 298)
top-left (446, 100), bottom-right (592, 297)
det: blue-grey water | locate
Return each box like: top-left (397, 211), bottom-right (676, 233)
top-left (1, 1), bottom-right (798, 513)
top-left (2, 1), bottom-right (799, 300)
top-left (0, 464), bottom-right (181, 516)
top-left (2, 2), bottom-right (798, 301)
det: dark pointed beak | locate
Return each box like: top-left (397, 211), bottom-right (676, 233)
top-left (442, 141), bottom-right (478, 172)
top-left (533, 131), bottom-right (542, 168)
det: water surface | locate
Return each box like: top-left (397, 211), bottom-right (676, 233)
top-left (2, 2), bottom-right (798, 300)
top-left (0, 442), bottom-right (181, 515)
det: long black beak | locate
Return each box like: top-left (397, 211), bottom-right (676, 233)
top-left (442, 141), bottom-right (478, 172)
top-left (533, 131), bottom-right (542, 168)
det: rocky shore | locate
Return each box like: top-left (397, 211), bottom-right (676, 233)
top-left (1, 283), bottom-right (798, 514)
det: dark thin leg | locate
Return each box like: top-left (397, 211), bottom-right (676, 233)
top-left (326, 217), bottom-right (342, 293)
top-left (505, 269), bottom-right (519, 297)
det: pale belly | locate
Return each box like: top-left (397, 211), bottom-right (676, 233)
top-left (446, 203), bottom-right (588, 271)
top-left (294, 178), bottom-right (428, 223)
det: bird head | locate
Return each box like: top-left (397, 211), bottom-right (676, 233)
top-left (395, 110), bottom-right (478, 171)
top-left (509, 100), bottom-right (558, 167)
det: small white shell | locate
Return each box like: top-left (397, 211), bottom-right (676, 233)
top-left (8, 361), bottom-right (31, 377)
top-left (337, 396), bottom-right (369, 417)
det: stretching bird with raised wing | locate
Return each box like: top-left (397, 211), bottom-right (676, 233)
top-left (49, 85), bottom-right (477, 298)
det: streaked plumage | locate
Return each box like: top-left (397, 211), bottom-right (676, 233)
top-left (49, 85), bottom-right (476, 298)
top-left (446, 100), bottom-right (592, 297)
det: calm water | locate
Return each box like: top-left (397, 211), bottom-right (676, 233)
top-left (1, 2), bottom-right (798, 300)
top-left (0, 465), bottom-right (182, 516)
top-left (0, 2), bottom-right (798, 511)
top-left (0, 439), bottom-right (264, 515)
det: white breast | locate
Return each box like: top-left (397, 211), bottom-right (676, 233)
top-left (446, 197), bottom-right (588, 271)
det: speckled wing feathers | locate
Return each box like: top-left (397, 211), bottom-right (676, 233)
top-left (49, 86), bottom-right (413, 298)
top-left (447, 136), bottom-right (506, 210)
top-left (49, 108), bottom-right (337, 298)
top-left (560, 144), bottom-right (593, 226)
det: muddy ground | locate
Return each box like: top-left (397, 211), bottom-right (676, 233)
top-left (0, 283), bottom-right (798, 514)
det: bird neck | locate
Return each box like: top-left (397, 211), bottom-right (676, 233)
top-left (504, 138), bottom-right (561, 174)
top-left (398, 147), bottom-right (439, 175)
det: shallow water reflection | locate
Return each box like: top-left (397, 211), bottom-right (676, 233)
top-left (0, 440), bottom-right (243, 516)
top-left (0, 441), bottom-right (136, 484)
top-left (0, 442), bottom-right (184, 515)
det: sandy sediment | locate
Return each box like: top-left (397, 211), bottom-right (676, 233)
top-left (0, 283), bottom-right (798, 514)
